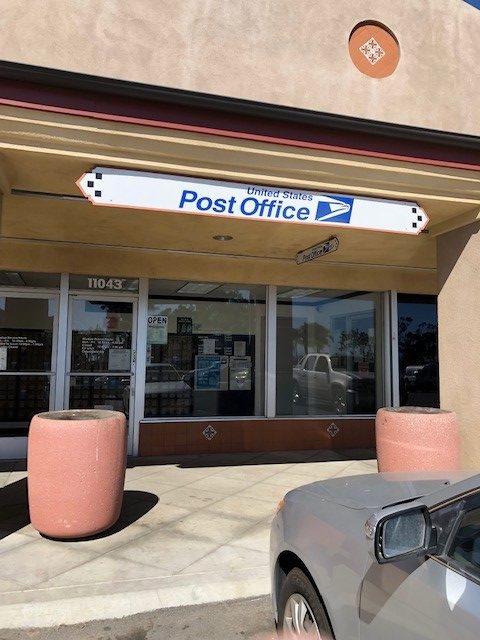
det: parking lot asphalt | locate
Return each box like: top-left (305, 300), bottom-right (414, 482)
top-left (0, 595), bottom-right (276, 640)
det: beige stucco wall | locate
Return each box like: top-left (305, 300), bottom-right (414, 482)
top-left (0, 0), bottom-right (478, 135)
top-left (438, 222), bottom-right (480, 468)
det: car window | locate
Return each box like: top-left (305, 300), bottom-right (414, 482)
top-left (304, 355), bottom-right (316, 371)
top-left (447, 506), bottom-right (480, 579)
top-left (146, 364), bottom-right (181, 382)
top-left (315, 357), bottom-right (329, 373)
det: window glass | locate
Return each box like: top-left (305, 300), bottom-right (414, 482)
top-left (0, 271), bottom-right (60, 288)
top-left (315, 357), bottom-right (329, 374)
top-left (0, 375), bottom-right (51, 436)
top-left (277, 289), bottom-right (383, 416)
top-left (398, 294), bottom-right (439, 407)
top-left (70, 300), bottom-right (133, 373)
top-left (69, 376), bottom-right (130, 414)
top-left (448, 506), bottom-right (480, 576)
top-left (0, 297), bottom-right (56, 436)
top-left (0, 298), bottom-right (55, 372)
top-left (145, 281), bottom-right (265, 418)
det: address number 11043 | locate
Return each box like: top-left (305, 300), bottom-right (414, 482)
top-left (88, 277), bottom-right (125, 290)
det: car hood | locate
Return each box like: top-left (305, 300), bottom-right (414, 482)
top-left (293, 470), bottom-right (477, 510)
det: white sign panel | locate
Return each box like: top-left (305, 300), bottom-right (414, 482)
top-left (108, 348), bottom-right (131, 371)
top-left (77, 167), bottom-right (429, 235)
top-left (296, 236), bottom-right (339, 265)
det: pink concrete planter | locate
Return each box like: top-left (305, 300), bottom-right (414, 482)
top-left (27, 409), bottom-right (127, 539)
top-left (376, 407), bottom-right (460, 472)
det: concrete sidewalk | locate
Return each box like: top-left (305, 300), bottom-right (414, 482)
top-left (0, 449), bottom-right (377, 630)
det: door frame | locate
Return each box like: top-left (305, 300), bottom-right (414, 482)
top-left (64, 292), bottom-right (139, 455)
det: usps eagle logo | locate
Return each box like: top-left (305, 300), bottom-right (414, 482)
top-left (315, 196), bottom-right (354, 225)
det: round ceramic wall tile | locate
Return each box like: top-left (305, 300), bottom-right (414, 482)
top-left (349, 22), bottom-right (400, 78)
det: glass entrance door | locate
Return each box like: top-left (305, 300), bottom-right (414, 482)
top-left (66, 297), bottom-right (136, 436)
top-left (0, 294), bottom-right (57, 436)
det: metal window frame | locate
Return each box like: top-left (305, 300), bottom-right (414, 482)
top-left (132, 277), bottom-right (148, 456)
top-left (382, 291), bottom-right (392, 408)
top-left (265, 285), bottom-right (277, 418)
top-left (390, 290), bottom-right (400, 407)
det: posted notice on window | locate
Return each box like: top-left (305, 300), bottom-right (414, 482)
top-left (0, 346), bottom-right (7, 371)
top-left (229, 356), bottom-right (252, 390)
top-left (108, 348), bottom-right (131, 371)
top-left (147, 315), bottom-right (168, 345)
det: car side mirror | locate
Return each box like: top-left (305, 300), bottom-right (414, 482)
top-left (365, 502), bottom-right (433, 564)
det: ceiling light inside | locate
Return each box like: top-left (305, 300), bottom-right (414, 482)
top-left (213, 235), bottom-right (233, 241)
top-left (176, 282), bottom-right (220, 295)
top-left (277, 288), bottom-right (320, 299)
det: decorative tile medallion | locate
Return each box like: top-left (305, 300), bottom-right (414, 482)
top-left (348, 22), bottom-right (400, 78)
top-left (202, 425), bottom-right (218, 441)
top-left (327, 422), bottom-right (340, 438)
top-left (359, 38), bottom-right (385, 65)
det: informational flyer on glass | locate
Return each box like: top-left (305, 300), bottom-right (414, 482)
top-left (108, 348), bottom-right (131, 371)
top-left (229, 356), bottom-right (252, 390)
top-left (194, 355), bottom-right (229, 390)
top-left (0, 346), bottom-right (7, 371)
top-left (202, 338), bottom-right (216, 355)
top-left (147, 315), bottom-right (168, 345)
top-left (234, 341), bottom-right (246, 356)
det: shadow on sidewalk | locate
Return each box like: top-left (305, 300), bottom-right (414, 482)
top-left (127, 448), bottom-right (376, 470)
top-left (44, 491), bottom-right (159, 542)
top-left (0, 478), bottom-right (29, 541)
top-left (0, 478), bottom-right (158, 542)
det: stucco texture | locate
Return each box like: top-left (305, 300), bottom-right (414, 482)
top-left (438, 223), bottom-right (480, 468)
top-left (0, 0), bottom-right (478, 135)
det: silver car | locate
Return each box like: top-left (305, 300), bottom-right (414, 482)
top-left (270, 471), bottom-right (480, 638)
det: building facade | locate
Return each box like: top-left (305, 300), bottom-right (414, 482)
top-left (0, 0), bottom-right (478, 463)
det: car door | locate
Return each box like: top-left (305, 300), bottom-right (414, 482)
top-left (359, 491), bottom-right (480, 640)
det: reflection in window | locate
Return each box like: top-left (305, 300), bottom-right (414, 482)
top-left (277, 289), bottom-right (383, 416)
top-left (145, 281), bottom-right (265, 418)
top-left (69, 376), bottom-right (131, 415)
top-left (0, 297), bottom-right (56, 435)
top-left (0, 376), bottom-right (50, 435)
top-left (447, 502), bottom-right (480, 578)
top-left (398, 294), bottom-right (439, 407)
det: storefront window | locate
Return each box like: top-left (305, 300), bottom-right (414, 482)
top-left (145, 281), bottom-right (265, 417)
top-left (398, 294), bottom-right (439, 407)
top-left (276, 288), bottom-right (383, 416)
top-left (0, 271), bottom-right (60, 288)
top-left (0, 296), bottom-right (57, 435)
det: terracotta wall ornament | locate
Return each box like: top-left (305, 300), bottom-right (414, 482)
top-left (376, 407), bottom-right (460, 472)
top-left (349, 22), bottom-right (400, 78)
top-left (27, 410), bottom-right (127, 539)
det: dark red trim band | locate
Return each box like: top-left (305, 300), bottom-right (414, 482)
top-left (0, 77), bottom-right (478, 171)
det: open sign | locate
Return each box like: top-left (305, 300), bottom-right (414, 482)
top-left (148, 315), bottom-right (168, 325)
